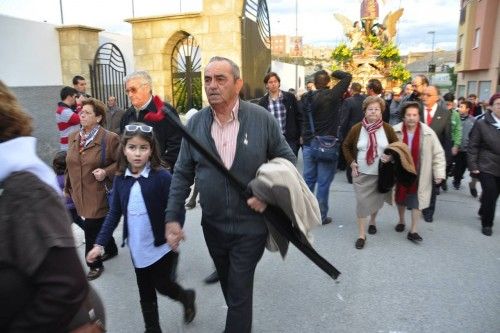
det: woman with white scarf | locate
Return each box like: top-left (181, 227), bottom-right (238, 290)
top-left (0, 80), bottom-right (106, 331)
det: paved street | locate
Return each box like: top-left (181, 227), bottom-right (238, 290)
top-left (76, 159), bottom-right (500, 333)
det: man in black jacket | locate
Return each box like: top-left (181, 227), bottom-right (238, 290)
top-left (301, 70), bottom-right (352, 225)
top-left (421, 85), bottom-right (452, 222)
top-left (400, 74), bottom-right (429, 119)
top-left (339, 82), bottom-right (366, 183)
top-left (339, 82), bottom-right (366, 139)
top-left (366, 78), bottom-right (390, 123)
top-left (120, 71), bottom-right (182, 170)
top-left (258, 72), bottom-right (302, 156)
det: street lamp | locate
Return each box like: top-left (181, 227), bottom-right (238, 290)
top-left (59, 0), bottom-right (64, 24)
top-left (295, 0), bottom-right (298, 91)
top-left (427, 31), bottom-right (436, 81)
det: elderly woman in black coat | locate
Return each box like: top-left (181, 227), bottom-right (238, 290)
top-left (468, 93), bottom-right (500, 236)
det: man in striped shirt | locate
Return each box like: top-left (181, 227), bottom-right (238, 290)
top-left (55, 86), bottom-right (79, 150)
top-left (258, 72), bottom-right (302, 156)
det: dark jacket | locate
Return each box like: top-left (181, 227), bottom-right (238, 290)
top-left (258, 90), bottom-right (302, 144)
top-left (301, 70), bottom-right (352, 144)
top-left (95, 168), bottom-right (182, 247)
top-left (165, 100), bottom-right (296, 235)
top-left (400, 92), bottom-right (424, 118)
top-left (467, 111), bottom-right (500, 177)
top-left (0, 172), bottom-right (87, 332)
top-left (120, 97), bottom-right (182, 169)
top-left (428, 100), bottom-right (452, 162)
top-left (339, 93), bottom-right (366, 139)
top-left (378, 142), bottom-right (417, 193)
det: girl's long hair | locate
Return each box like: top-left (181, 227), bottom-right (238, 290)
top-left (116, 123), bottom-right (164, 175)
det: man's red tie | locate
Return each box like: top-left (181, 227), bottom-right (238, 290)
top-left (426, 108), bottom-right (432, 126)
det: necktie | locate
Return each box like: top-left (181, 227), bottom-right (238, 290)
top-left (426, 108), bottom-right (432, 126)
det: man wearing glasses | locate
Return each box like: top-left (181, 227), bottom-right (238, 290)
top-left (400, 74), bottom-right (429, 119)
top-left (421, 85), bottom-right (452, 222)
top-left (120, 71), bottom-right (183, 171)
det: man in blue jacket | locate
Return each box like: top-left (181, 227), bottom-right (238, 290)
top-left (165, 56), bottom-right (296, 333)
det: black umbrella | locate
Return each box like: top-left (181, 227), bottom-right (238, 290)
top-left (165, 110), bottom-right (341, 280)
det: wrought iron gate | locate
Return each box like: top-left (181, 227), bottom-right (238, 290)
top-left (171, 35), bottom-right (202, 113)
top-left (89, 43), bottom-right (128, 108)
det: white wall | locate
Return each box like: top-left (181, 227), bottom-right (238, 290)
top-left (271, 60), bottom-right (306, 93)
top-left (0, 15), bottom-right (63, 87)
top-left (0, 14), bottom-right (135, 87)
top-left (99, 31), bottom-right (135, 74)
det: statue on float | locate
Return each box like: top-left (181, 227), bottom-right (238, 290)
top-left (332, 0), bottom-right (410, 89)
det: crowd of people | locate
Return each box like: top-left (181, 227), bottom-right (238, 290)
top-left (0, 56), bottom-right (498, 332)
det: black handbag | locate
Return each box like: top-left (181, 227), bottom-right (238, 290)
top-left (305, 93), bottom-right (338, 162)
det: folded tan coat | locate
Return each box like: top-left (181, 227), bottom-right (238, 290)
top-left (248, 157), bottom-right (321, 257)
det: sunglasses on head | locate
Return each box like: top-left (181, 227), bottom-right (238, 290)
top-left (124, 124), bottom-right (153, 135)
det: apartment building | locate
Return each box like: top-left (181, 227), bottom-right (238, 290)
top-left (455, 0), bottom-right (499, 101)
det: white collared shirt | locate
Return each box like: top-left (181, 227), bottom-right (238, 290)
top-left (125, 164), bottom-right (170, 268)
top-left (136, 96), bottom-right (153, 114)
top-left (426, 103), bottom-right (438, 120)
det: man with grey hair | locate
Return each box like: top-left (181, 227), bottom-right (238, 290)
top-left (165, 56), bottom-right (296, 333)
top-left (120, 70), bottom-right (182, 170)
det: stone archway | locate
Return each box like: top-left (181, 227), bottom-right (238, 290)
top-left (126, 0), bottom-right (271, 109)
top-left (167, 32), bottom-right (202, 113)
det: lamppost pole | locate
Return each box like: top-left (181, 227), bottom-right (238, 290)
top-left (295, 0), bottom-right (298, 92)
top-left (429, 30), bottom-right (435, 64)
top-left (428, 30), bottom-right (435, 82)
top-left (59, 0), bottom-right (64, 24)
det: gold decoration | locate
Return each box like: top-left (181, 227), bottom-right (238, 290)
top-left (333, 2), bottom-right (409, 91)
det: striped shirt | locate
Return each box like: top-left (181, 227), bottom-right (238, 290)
top-left (56, 102), bottom-right (80, 150)
top-left (267, 91), bottom-right (287, 134)
top-left (211, 100), bottom-right (240, 169)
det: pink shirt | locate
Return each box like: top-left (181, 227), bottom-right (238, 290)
top-left (211, 100), bottom-right (240, 169)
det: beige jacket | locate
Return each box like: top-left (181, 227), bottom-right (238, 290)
top-left (65, 127), bottom-right (119, 218)
top-left (249, 157), bottom-right (321, 257)
top-left (393, 122), bottom-right (446, 209)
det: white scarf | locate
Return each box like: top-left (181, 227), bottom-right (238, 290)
top-left (491, 112), bottom-right (500, 130)
top-left (0, 137), bottom-right (60, 194)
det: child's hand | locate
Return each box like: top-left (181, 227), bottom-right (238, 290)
top-left (92, 168), bottom-right (106, 181)
top-left (87, 245), bottom-right (104, 263)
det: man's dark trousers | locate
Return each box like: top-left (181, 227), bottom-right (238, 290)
top-left (478, 173), bottom-right (500, 228)
top-left (422, 184), bottom-right (439, 221)
top-left (202, 222), bottom-right (267, 333)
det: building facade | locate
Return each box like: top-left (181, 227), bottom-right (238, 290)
top-left (455, 0), bottom-right (499, 101)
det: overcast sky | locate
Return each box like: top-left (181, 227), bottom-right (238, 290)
top-left (0, 0), bottom-right (459, 55)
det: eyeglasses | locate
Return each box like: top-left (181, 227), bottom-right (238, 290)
top-left (124, 124), bottom-right (153, 135)
top-left (125, 83), bottom-right (146, 94)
